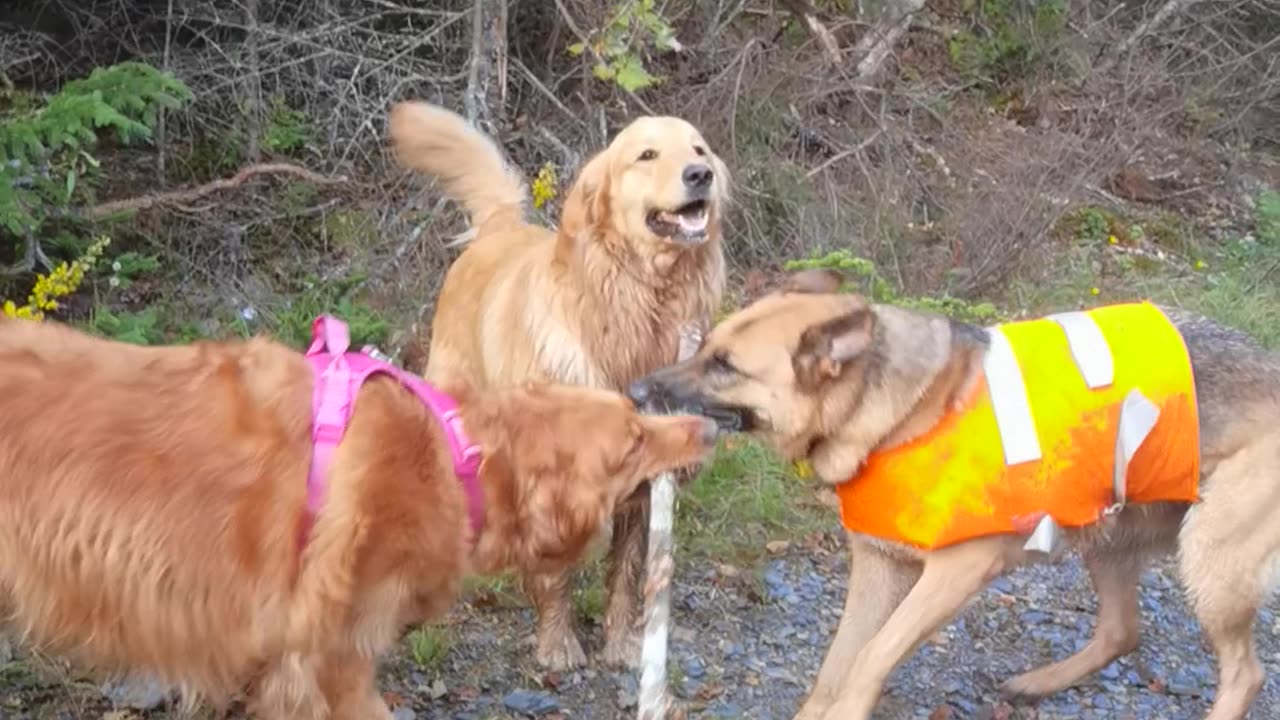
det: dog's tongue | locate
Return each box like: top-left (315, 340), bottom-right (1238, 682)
top-left (676, 208), bottom-right (708, 234)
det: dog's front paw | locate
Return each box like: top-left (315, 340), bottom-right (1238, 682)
top-left (535, 629), bottom-right (587, 670)
top-left (792, 697), bottom-right (831, 720)
top-left (998, 670), bottom-right (1056, 701)
top-left (599, 627), bottom-right (643, 669)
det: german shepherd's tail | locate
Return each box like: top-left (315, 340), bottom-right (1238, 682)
top-left (388, 101), bottom-right (526, 236)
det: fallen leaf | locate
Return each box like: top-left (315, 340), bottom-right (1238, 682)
top-left (542, 672), bottom-right (562, 689)
top-left (381, 691), bottom-right (407, 707)
top-left (765, 540), bottom-right (791, 554)
top-left (428, 678), bottom-right (448, 699)
top-left (695, 682), bottom-right (725, 701)
top-left (928, 706), bottom-right (953, 720)
top-left (453, 685), bottom-right (482, 702)
top-left (715, 563), bottom-right (740, 578)
top-left (990, 702), bottom-right (1015, 720)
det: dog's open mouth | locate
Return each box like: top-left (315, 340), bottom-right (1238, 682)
top-left (647, 199), bottom-right (710, 244)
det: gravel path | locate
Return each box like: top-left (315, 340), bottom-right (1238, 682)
top-left (393, 527), bottom-right (1280, 720)
top-left (4, 527), bottom-right (1279, 719)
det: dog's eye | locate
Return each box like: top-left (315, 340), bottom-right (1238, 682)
top-left (637, 149), bottom-right (658, 162)
top-left (709, 350), bottom-right (736, 374)
top-left (693, 145), bottom-right (706, 157)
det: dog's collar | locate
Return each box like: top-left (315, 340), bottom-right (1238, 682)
top-left (303, 315), bottom-right (485, 544)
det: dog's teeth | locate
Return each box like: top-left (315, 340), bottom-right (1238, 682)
top-left (678, 210), bottom-right (708, 234)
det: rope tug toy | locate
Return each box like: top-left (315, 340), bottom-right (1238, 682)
top-left (637, 327), bottom-right (703, 720)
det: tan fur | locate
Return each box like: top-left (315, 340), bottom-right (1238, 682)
top-left (0, 317), bottom-right (715, 719)
top-left (388, 101), bottom-right (728, 669)
top-left (630, 271), bottom-right (1280, 720)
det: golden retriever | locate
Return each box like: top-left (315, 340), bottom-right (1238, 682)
top-left (630, 269), bottom-right (1280, 720)
top-left (0, 316), bottom-right (716, 719)
top-left (387, 101), bottom-right (730, 669)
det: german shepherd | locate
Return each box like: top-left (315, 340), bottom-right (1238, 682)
top-left (628, 269), bottom-right (1280, 720)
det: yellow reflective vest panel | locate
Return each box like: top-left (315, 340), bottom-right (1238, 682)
top-left (836, 302), bottom-right (1201, 550)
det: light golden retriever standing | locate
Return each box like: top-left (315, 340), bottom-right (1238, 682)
top-left (630, 269), bottom-right (1280, 720)
top-left (0, 316), bottom-right (716, 719)
top-left (388, 101), bottom-right (730, 669)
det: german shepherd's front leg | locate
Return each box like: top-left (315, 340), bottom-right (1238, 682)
top-left (819, 536), bottom-right (1016, 720)
top-left (797, 534), bottom-right (920, 719)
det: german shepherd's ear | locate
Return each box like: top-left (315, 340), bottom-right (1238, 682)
top-left (780, 269), bottom-right (844, 295)
top-left (794, 307), bottom-right (875, 387)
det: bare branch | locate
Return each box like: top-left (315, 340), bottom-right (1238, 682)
top-left (88, 163), bottom-right (347, 219)
top-left (782, 0), bottom-right (843, 65)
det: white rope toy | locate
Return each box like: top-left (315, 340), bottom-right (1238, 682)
top-left (637, 326), bottom-right (703, 720)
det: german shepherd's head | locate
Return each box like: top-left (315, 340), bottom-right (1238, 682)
top-left (629, 270), bottom-right (989, 484)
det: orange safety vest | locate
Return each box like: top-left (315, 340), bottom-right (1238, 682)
top-left (836, 302), bottom-right (1201, 551)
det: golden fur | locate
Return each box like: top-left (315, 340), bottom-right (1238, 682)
top-left (0, 317), bottom-right (715, 719)
top-left (631, 269), bottom-right (1280, 720)
top-left (387, 101), bottom-right (729, 669)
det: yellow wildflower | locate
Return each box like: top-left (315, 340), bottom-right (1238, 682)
top-left (531, 162), bottom-right (558, 210)
top-left (1107, 235), bottom-right (1118, 245)
top-left (2, 236), bottom-right (111, 321)
top-left (1195, 259), bottom-right (1206, 270)
top-left (793, 459), bottom-right (815, 480)
top-left (1090, 287), bottom-right (1101, 296)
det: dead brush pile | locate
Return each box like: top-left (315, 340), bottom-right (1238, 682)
top-left (1, 0), bottom-right (1276, 339)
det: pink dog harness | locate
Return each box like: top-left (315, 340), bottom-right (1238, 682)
top-left (303, 315), bottom-right (485, 541)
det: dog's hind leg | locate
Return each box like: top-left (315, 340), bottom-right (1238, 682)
top-left (1178, 444), bottom-right (1280, 720)
top-left (818, 535), bottom-right (1016, 720)
top-left (1000, 548), bottom-right (1143, 699)
top-left (796, 534), bottom-right (920, 720)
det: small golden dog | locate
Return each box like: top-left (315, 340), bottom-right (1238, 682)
top-left (631, 269), bottom-right (1280, 720)
top-left (388, 101), bottom-right (730, 669)
top-left (0, 316), bottom-right (716, 719)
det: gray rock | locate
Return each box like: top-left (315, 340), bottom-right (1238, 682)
top-left (502, 689), bottom-right (560, 716)
top-left (101, 676), bottom-right (172, 711)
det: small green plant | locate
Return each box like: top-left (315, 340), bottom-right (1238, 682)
top-left (1257, 190), bottom-right (1280, 245)
top-left (104, 251), bottom-right (160, 291)
top-left (263, 96), bottom-right (311, 155)
top-left (88, 306), bottom-right (165, 345)
top-left (948, 0), bottom-right (1067, 85)
top-left (405, 625), bottom-right (452, 669)
top-left (568, 0), bottom-right (680, 92)
top-left (785, 248), bottom-right (1002, 324)
top-left (271, 272), bottom-right (390, 350)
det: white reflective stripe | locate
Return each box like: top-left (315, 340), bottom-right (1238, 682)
top-left (1023, 514), bottom-right (1066, 555)
top-left (1108, 389), bottom-right (1161, 513)
top-left (983, 326), bottom-right (1042, 466)
top-left (1047, 311), bottom-right (1115, 389)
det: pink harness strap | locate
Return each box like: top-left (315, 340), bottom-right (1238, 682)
top-left (303, 315), bottom-right (485, 541)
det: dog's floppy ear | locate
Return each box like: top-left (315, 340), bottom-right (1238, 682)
top-left (793, 306), bottom-right (875, 386)
top-left (781, 269), bottom-right (845, 295)
top-left (559, 151), bottom-right (611, 239)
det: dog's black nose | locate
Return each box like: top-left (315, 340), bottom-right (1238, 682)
top-left (682, 163), bottom-right (713, 189)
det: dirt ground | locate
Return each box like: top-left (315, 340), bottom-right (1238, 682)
top-left (4, 524), bottom-right (1278, 720)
